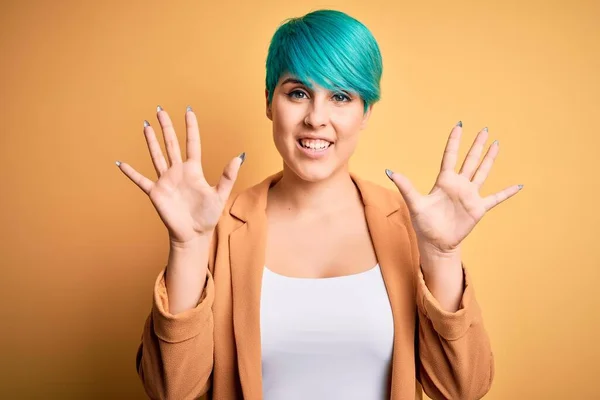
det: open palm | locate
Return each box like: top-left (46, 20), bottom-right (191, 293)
top-left (117, 106), bottom-right (245, 245)
top-left (388, 123), bottom-right (522, 254)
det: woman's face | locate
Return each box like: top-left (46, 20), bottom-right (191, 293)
top-left (266, 74), bottom-right (373, 182)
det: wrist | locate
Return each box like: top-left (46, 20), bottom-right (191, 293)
top-left (169, 232), bottom-right (213, 251)
top-left (419, 245), bottom-right (462, 275)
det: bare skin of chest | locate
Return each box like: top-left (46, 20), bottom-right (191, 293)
top-left (265, 205), bottom-right (378, 279)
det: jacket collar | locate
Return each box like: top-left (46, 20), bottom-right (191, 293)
top-left (229, 170), bottom-right (403, 222)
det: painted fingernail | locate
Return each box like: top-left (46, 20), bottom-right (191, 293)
top-left (186, 105), bottom-right (193, 112)
top-left (518, 184), bottom-right (524, 190)
top-left (143, 120), bottom-right (150, 128)
top-left (493, 139), bottom-right (499, 146)
top-left (385, 169), bottom-right (394, 180)
top-left (115, 161), bottom-right (121, 167)
top-left (456, 121), bottom-right (462, 127)
top-left (157, 105), bottom-right (163, 112)
top-left (239, 152), bottom-right (246, 165)
top-left (483, 127), bottom-right (488, 132)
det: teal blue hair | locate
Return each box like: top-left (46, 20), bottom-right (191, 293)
top-left (265, 9), bottom-right (383, 113)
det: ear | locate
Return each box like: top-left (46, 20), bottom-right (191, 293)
top-left (360, 104), bottom-right (374, 130)
top-left (265, 89), bottom-right (273, 121)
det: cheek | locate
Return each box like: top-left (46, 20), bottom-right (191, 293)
top-left (271, 101), bottom-right (299, 151)
top-left (272, 104), bottom-right (309, 148)
top-left (272, 99), bottom-right (298, 132)
top-left (331, 109), bottom-right (365, 140)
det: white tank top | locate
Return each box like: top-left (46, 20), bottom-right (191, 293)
top-left (260, 263), bottom-right (394, 399)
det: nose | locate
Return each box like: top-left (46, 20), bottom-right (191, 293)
top-left (304, 97), bottom-right (329, 128)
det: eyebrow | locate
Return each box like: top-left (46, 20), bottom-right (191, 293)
top-left (279, 78), bottom-right (353, 96)
top-left (280, 78), bottom-right (307, 86)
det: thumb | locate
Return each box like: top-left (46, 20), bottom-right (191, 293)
top-left (385, 169), bottom-right (420, 211)
top-left (217, 152), bottom-right (245, 200)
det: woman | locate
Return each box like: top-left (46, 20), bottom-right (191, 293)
top-left (121, 9), bottom-right (521, 400)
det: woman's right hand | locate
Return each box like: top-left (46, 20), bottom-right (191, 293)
top-left (117, 105), bottom-right (245, 246)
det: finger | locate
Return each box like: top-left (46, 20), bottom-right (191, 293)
top-left (440, 122), bottom-right (463, 172)
top-left (459, 127), bottom-right (489, 178)
top-left (185, 106), bottom-right (202, 162)
top-left (156, 106), bottom-right (183, 166)
top-left (483, 184), bottom-right (523, 211)
top-left (386, 169), bottom-right (421, 212)
top-left (216, 153), bottom-right (245, 200)
top-left (143, 120), bottom-right (169, 177)
top-left (472, 139), bottom-right (499, 188)
top-left (116, 161), bottom-right (154, 194)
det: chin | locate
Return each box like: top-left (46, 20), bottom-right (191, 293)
top-left (292, 165), bottom-right (333, 182)
top-left (283, 155), bottom-right (344, 184)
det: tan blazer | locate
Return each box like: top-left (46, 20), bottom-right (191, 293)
top-left (136, 171), bottom-right (494, 400)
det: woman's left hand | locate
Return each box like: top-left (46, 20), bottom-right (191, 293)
top-left (386, 122), bottom-right (522, 258)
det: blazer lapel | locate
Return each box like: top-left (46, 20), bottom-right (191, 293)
top-left (229, 215), bottom-right (266, 400)
top-left (229, 172), bottom-right (282, 400)
top-left (353, 174), bottom-right (417, 400)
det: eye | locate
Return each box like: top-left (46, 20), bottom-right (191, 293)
top-left (332, 93), bottom-right (351, 102)
top-left (288, 90), bottom-right (309, 99)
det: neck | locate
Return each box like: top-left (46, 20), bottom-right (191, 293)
top-left (268, 164), bottom-right (361, 217)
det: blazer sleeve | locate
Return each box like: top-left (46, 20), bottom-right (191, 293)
top-left (135, 228), bottom-right (218, 400)
top-left (404, 217), bottom-right (495, 399)
top-left (415, 262), bottom-right (495, 400)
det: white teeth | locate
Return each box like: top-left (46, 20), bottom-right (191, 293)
top-left (299, 139), bottom-right (331, 150)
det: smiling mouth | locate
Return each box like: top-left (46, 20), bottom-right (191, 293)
top-left (297, 139), bottom-right (333, 150)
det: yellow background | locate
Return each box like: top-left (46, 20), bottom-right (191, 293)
top-left (1, 0), bottom-right (598, 398)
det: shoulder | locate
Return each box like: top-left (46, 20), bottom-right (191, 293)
top-left (353, 175), bottom-right (400, 202)
top-left (351, 173), bottom-right (410, 218)
top-left (217, 172), bottom-right (281, 229)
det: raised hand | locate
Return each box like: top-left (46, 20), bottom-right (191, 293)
top-left (116, 105), bottom-right (245, 246)
top-left (386, 121), bottom-right (522, 256)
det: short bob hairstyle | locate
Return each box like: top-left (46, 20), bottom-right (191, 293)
top-left (265, 9), bottom-right (383, 113)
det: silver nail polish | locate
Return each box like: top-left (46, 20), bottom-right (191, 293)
top-left (186, 105), bottom-right (193, 112)
top-left (157, 105), bottom-right (163, 112)
top-left (385, 169), bottom-right (393, 179)
top-left (518, 184), bottom-right (524, 190)
top-left (493, 140), bottom-right (499, 145)
top-left (143, 120), bottom-right (150, 127)
top-left (456, 121), bottom-right (462, 127)
top-left (115, 161), bottom-right (121, 167)
top-left (239, 152), bottom-right (246, 165)
top-left (483, 127), bottom-right (488, 132)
